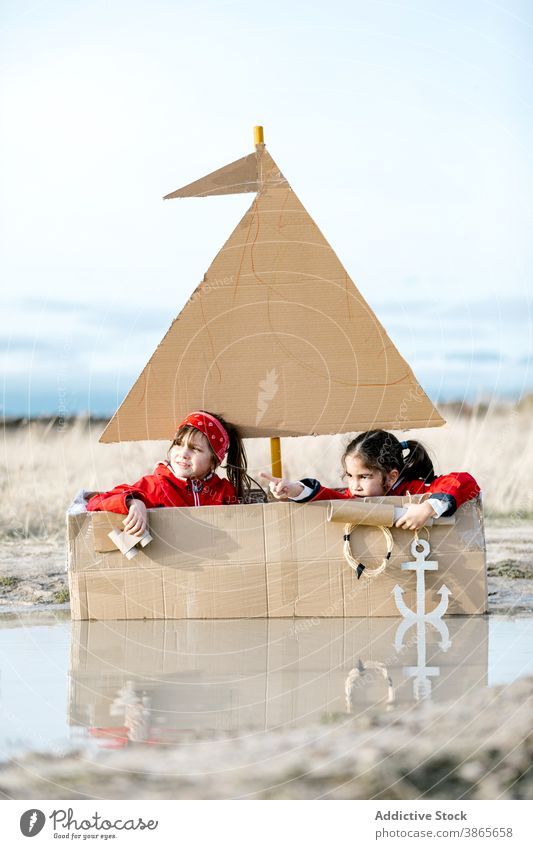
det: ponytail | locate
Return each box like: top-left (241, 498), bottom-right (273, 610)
top-left (398, 439), bottom-right (435, 487)
top-left (217, 416), bottom-right (254, 502)
top-left (201, 412), bottom-right (255, 503)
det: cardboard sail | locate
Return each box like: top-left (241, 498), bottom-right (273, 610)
top-left (100, 143), bottom-right (444, 443)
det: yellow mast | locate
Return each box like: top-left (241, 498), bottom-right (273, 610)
top-left (254, 125), bottom-right (282, 478)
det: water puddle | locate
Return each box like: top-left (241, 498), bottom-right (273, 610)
top-left (1, 613), bottom-right (533, 755)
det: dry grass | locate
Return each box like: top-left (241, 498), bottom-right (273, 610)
top-left (1, 399), bottom-right (532, 540)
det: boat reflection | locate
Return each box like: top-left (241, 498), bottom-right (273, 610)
top-left (69, 617), bottom-right (488, 748)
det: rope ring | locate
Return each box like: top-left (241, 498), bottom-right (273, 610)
top-left (413, 525), bottom-right (431, 546)
top-left (342, 524), bottom-right (394, 579)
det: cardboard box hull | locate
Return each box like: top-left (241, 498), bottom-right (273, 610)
top-left (67, 495), bottom-right (487, 620)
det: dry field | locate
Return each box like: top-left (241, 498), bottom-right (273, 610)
top-left (1, 399), bottom-right (532, 540)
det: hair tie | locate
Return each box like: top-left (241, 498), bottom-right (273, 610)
top-left (400, 440), bottom-right (409, 450)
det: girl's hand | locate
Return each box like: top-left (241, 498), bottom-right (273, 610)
top-left (395, 501), bottom-right (436, 531)
top-left (260, 472), bottom-right (304, 500)
top-left (123, 498), bottom-right (148, 536)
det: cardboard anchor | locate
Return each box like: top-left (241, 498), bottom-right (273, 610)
top-left (391, 534), bottom-right (453, 701)
top-left (392, 536), bottom-right (452, 699)
top-left (394, 613), bottom-right (452, 701)
top-left (393, 538), bottom-right (450, 620)
top-left (67, 127), bottom-right (487, 620)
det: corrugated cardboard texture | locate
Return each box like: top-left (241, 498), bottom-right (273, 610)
top-left (100, 145), bottom-right (444, 443)
top-left (68, 618), bottom-right (488, 736)
top-left (163, 150), bottom-right (287, 198)
top-left (67, 496), bottom-right (487, 620)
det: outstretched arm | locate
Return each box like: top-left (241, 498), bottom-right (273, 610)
top-left (260, 472), bottom-right (305, 500)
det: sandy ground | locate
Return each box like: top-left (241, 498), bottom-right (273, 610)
top-left (0, 520), bottom-right (532, 799)
top-left (483, 520), bottom-right (533, 614)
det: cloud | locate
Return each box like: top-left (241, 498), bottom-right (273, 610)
top-left (0, 335), bottom-right (69, 354)
top-left (445, 350), bottom-right (507, 363)
top-left (18, 296), bottom-right (174, 332)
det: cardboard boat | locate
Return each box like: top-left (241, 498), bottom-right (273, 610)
top-left (67, 128), bottom-right (487, 620)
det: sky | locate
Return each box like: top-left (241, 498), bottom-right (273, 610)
top-left (1, 0), bottom-right (532, 416)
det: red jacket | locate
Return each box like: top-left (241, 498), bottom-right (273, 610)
top-left (86, 463), bottom-right (238, 514)
top-left (298, 472), bottom-right (480, 515)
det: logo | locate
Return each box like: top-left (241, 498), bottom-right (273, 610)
top-left (20, 809), bottom-right (46, 837)
top-left (256, 368), bottom-right (279, 425)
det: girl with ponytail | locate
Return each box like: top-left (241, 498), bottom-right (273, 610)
top-left (87, 411), bottom-right (254, 535)
top-left (262, 429), bottom-right (480, 531)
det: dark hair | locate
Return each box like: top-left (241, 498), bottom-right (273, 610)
top-left (342, 429), bottom-right (435, 492)
top-left (171, 411), bottom-right (253, 502)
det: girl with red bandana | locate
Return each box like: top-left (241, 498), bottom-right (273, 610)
top-left (262, 429), bottom-right (480, 531)
top-left (87, 411), bottom-right (252, 535)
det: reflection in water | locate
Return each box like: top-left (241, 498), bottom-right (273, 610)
top-left (69, 618), bottom-right (488, 748)
top-left (109, 682), bottom-right (152, 743)
top-left (395, 617), bottom-right (452, 701)
top-left (344, 660), bottom-right (395, 712)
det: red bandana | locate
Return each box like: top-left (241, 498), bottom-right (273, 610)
top-left (177, 412), bottom-right (230, 462)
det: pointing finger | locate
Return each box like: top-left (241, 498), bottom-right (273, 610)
top-left (260, 472), bottom-right (280, 483)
